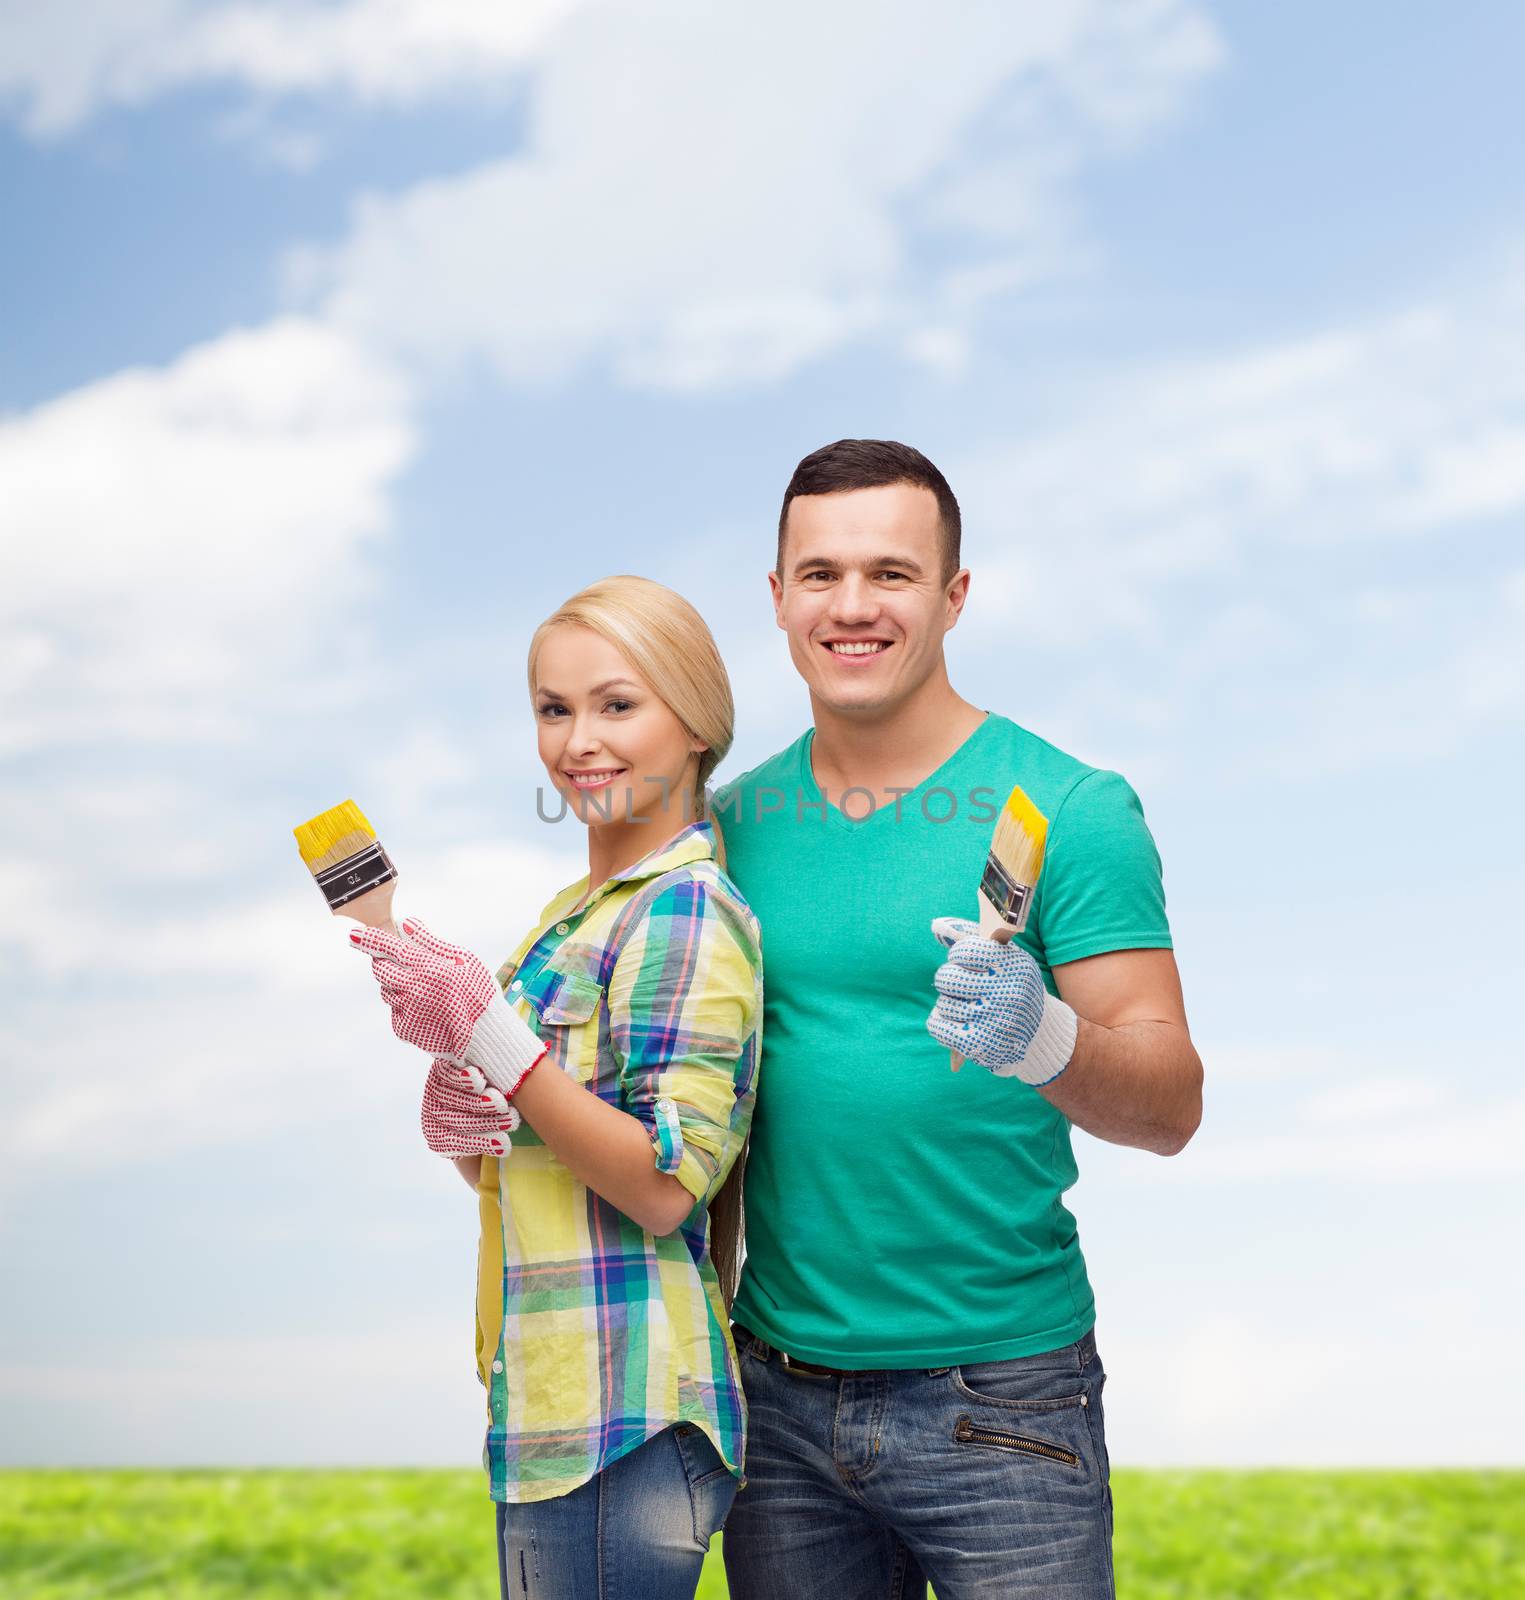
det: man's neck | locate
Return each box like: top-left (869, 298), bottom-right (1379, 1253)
top-left (808, 671), bottom-right (986, 797)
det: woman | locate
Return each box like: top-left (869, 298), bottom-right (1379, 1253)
top-left (351, 575), bottom-right (761, 1599)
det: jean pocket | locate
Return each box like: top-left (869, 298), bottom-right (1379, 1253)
top-left (672, 1423), bottom-right (737, 1550)
top-left (951, 1356), bottom-right (1090, 1412)
top-left (952, 1413), bottom-right (1082, 1469)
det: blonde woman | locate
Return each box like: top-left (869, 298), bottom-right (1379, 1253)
top-left (351, 576), bottom-right (760, 1600)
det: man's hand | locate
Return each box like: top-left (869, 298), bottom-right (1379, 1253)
top-left (926, 916), bottom-right (1078, 1086)
top-left (350, 917), bottom-right (547, 1099)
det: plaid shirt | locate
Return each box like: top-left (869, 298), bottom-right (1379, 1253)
top-left (473, 819), bottom-right (762, 1503)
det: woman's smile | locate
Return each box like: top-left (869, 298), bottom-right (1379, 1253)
top-left (563, 766), bottom-right (630, 790)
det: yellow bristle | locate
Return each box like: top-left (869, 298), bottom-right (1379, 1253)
top-left (990, 783), bottom-right (1048, 881)
top-left (293, 799), bottom-right (378, 875)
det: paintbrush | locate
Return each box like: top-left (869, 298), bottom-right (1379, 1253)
top-left (293, 798), bottom-right (399, 931)
top-left (951, 782), bottom-right (1050, 1071)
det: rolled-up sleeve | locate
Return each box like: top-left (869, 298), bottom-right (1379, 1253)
top-left (607, 875), bottom-right (762, 1208)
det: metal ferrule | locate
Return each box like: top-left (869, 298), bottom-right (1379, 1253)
top-left (315, 841), bottom-right (397, 910)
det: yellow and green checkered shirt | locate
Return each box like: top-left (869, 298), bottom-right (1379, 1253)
top-left (473, 819), bottom-right (761, 1503)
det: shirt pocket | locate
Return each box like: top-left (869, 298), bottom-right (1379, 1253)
top-left (520, 957), bottom-right (605, 1083)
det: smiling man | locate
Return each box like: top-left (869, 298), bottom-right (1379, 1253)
top-left (714, 439), bottom-right (1203, 1600)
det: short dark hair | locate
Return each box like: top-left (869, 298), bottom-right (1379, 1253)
top-left (777, 438), bottom-right (962, 580)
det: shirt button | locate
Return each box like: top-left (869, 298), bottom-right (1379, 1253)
top-left (555, 922), bottom-right (571, 935)
top-left (492, 1360), bottom-right (504, 1373)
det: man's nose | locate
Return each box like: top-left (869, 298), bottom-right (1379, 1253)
top-left (828, 574), bottom-right (878, 623)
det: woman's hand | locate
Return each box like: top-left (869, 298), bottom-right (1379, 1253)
top-left (420, 1057), bottom-right (521, 1158)
top-left (350, 917), bottom-right (548, 1098)
top-left (351, 917), bottom-right (499, 1058)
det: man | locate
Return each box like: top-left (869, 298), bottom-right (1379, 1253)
top-left (715, 439), bottom-right (1202, 1600)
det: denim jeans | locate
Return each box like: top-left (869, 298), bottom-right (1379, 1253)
top-left (495, 1422), bottom-right (737, 1599)
top-left (722, 1324), bottom-right (1113, 1600)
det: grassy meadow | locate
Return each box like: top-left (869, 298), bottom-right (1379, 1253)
top-left (1, 1469), bottom-right (1520, 1598)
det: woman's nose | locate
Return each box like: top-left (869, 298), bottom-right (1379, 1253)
top-left (567, 711), bottom-right (602, 753)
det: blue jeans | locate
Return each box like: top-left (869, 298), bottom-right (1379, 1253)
top-left (495, 1423), bottom-right (737, 1599)
top-left (723, 1324), bottom-right (1113, 1600)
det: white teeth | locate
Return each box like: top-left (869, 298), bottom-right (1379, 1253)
top-left (828, 642), bottom-right (888, 655)
top-left (568, 770), bottom-right (623, 785)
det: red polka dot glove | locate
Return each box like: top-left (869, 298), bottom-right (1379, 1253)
top-left (420, 1057), bottom-right (521, 1158)
top-left (350, 917), bottom-right (547, 1101)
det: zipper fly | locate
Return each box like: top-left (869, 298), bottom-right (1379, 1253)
top-left (953, 1414), bottom-right (1080, 1467)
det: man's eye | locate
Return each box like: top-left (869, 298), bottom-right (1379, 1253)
top-left (878, 571), bottom-right (908, 582)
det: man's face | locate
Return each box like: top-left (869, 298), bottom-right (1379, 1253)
top-left (770, 481), bottom-right (969, 719)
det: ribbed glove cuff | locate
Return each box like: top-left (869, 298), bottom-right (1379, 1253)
top-left (991, 994), bottom-right (1078, 1086)
top-left (466, 999), bottom-right (549, 1099)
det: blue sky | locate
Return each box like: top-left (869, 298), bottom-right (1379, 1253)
top-left (2, 0), bottom-right (1522, 1468)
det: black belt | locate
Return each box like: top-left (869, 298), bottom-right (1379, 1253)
top-left (733, 1323), bottom-right (913, 1380)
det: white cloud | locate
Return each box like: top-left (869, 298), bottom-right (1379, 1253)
top-left (1246, 566), bottom-right (1525, 776)
top-left (957, 276), bottom-right (1525, 651)
top-left (1186, 1041), bottom-right (1356, 1084)
top-left (0, 1324), bottom-right (483, 1465)
top-left (1298, 1076), bottom-right (1447, 1125)
top-left (1103, 1307), bottom-right (1520, 1466)
top-left (1094, 1086), bottom-right (1525, 1187)
top-left (0, 828), bottom-right (582, 1166)
top-left (0, 0), bottom-right (582, 136)
top-left (294, 0), bottom-right (1221, 390)
top-left (1, 3), bottom-right (1223, 390)
top-left (0, 316), bottom-right (415, 752)
top-left (1192, 1094), bottom-right (1525, 1183)
top-left (943, 266), bottom-right (1525, 784)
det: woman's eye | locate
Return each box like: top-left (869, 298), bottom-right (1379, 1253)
top-left (605, 699), bottom-right (635, 714)
top-left (537, 703), bottom-right (568, 718)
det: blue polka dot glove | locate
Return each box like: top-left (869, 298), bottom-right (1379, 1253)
top-left (927, 917), bottom-right (1078, 1086)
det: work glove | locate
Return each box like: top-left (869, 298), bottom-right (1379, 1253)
top-left (926, 916), bottom-right (1077, 1086)
top-left (350, 917), bottom-right (547, 1100)
top-left (420, 1057), bottom-right (521, 1158)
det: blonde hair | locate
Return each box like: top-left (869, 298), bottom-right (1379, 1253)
top-left (528, 575), bottom-right (748, 1301)
top-left (527, 575), bottom-right (734, 805)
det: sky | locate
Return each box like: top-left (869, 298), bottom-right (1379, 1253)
top-left (2, 0), bottom-right (1522, 1469)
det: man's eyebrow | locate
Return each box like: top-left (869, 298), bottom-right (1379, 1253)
top-left (790, 553), bottom-right (927, 577)
top-left (536, 678), bottom-right (641, 699)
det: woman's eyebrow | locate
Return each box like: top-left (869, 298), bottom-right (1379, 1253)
top-left (536, 678), bottom-right (641, 698)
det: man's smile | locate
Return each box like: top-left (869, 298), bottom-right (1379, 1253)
top-left (821, 638), bottom-right (894, 661)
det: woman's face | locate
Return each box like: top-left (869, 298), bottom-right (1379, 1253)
top-left (533, 624), bottom-right (706, 831)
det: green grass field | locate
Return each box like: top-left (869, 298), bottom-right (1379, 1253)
top-left (1, 1470), bottom-right (1520, 1598)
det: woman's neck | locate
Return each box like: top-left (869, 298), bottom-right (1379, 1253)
top-left (584, 804), bottom-right (700, 899)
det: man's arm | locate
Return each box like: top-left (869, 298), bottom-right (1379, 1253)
top-left (1043, 947), bottom-right (1202, 1156)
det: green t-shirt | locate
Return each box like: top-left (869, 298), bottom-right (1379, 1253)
top-left (715, 712), bottom-right (1172, 1366)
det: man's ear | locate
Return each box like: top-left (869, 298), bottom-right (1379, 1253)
top-left (768, 569), bottom-right (786, 628)
top-left (944, 567), bottom-right (972, 630)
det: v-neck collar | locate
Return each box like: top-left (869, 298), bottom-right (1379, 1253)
top-left (798, 713), bottom-right (995, 832)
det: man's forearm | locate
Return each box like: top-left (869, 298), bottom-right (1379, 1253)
top-left (1039, 1017), bottom-right (1202, 1156)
